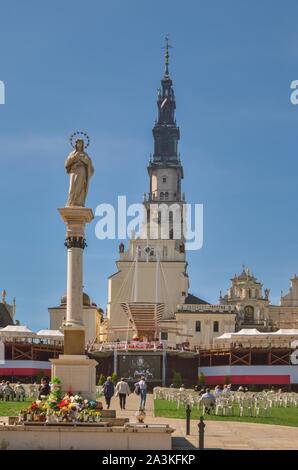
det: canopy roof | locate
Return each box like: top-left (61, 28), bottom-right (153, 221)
top-left (215, 328), bottom-right (298, 341)
top-left (0, 325), bottom-right (36, 337)
top-left (215, 332), bottom-right (233, 339)
top-left (120, 302), bottom-right (164, 335)
top-left (235, 328), bottom-right (263, 335)
top-left (36, 329), bottom-right (64, 340)
top-left (273, 329), bottom-right (298, 336)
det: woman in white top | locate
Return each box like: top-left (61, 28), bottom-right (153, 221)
top-left (115, 378), bottom-right (131, 410)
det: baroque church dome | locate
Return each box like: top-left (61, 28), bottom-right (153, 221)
top-left (60, 292), bottom-right (92, 307)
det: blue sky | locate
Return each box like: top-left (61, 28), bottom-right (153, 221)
top-left (1, 0), bottom-right (298, 330)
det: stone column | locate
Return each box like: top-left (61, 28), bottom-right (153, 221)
top-left (50, 206), bottom-right (98, 399)
top-left (58, 207), bottom-right (93, 355)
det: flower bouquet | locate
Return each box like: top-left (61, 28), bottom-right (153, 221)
top-left (21, 377), bottom-right (103, 425)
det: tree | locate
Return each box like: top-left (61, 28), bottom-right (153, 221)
top-left (172, 371), bottom-right (182, 388)
top-left (224, 376), bottom-right (230, 385)
top-left (111, 372), bottom-right (117, 385)
top-left (36, 369), bottom-right (45, 384)
top-left (198, 372), bottom-right (205, 386)
top-left (98, 374), bottom-right (106, 386)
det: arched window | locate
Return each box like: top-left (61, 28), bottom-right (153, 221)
top-left (244, 305), bottom-right (254, 324)
top-left (165, 192), bottom-right (169, 200)
top-left (160, 192), bottom-right (164, 200)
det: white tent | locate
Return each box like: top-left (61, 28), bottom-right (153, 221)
top-left (273, 329), bottom-right (298, 336)
top-left (0, 325), bottom-right (36, 337)
top-left (36, 329), bottom-right (64, 341)
top-left (234, 329), bottom-right (263, 335)
top-left (214, 332), bottom-right (233, 340)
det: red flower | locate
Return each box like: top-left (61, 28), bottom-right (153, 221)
top-left (57, 399), bottom-right (70, 409)
top-left (29, 402), bottom-right (39, 411)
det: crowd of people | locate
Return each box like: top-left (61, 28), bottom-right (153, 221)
top-left (0, 377), bottom-right (52, 402)
top-left (0, 380), bottom-right (26, 401)
top-left (102, 376), bottom-right (148, 412)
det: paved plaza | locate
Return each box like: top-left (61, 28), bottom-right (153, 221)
top-left (110, 393), bottom-right (298, 450)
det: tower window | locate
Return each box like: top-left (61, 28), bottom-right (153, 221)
top-left (195, 321), bottom-right (201, 332)
top-left (244, 306), bottom-right (254, 324)
top-left (160, 192), bottom-right (164, 200)
top-left (162, 176), bottom-right (167, 183)
top-left (165, 192), bottom-right (169, 200)
top-left (213, 321), bottom-right (219, 332)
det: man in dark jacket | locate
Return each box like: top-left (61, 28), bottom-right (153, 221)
top-left (103, 376), bottom-right (114, 409)
top-left (38, 377), bottom-right (50, 399)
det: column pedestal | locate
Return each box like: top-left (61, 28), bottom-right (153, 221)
top-left (50, 355), bottom-right (98, 400)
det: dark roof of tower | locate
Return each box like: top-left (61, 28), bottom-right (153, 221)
top-left (185, 293), bottom-right (210, 305)
top-left (148, 36), bottom-right (182, 172)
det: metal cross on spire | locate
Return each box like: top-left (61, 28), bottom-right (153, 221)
top-left (163, 34), bottom-right (172, 77)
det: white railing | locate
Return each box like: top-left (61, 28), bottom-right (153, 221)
top-left (177, 304), bottom-right (237, 313)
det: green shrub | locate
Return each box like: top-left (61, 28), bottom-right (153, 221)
top-left (98, 374), bottom-right (106, 386)
top-left (172, 371), bottom-right (182, 388)
top-left (51, 376), bottom-right (61, 384)
top-left (198, 372), bottom-right (205, 386)
top-left (111, 372), bottom-right (117, 385)
top-left (36, 369), bottom-right (45, 383)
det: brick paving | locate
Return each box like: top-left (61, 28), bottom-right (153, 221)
top-left (109, 392), bottom-right (298, 450)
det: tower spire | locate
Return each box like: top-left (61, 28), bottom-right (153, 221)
top-left (164, 34), bottom-right (171, 77)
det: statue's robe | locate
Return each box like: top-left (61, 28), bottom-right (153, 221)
top-left (65, 150), bottom-right (94, 207)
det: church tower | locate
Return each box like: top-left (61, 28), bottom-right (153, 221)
top-left (107, 39), bottom-right (189, 341)
top-left (144, 36), bottom-right (185, 243)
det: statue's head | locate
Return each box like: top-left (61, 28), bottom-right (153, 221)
top-left (75, 139), bottom-right (84, 152)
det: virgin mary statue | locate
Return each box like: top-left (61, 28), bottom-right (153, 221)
top-left (65, 139), bottom-right (94, 207)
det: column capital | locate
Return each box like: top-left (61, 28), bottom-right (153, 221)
top-left (64, 236), bottom-right (87, 249)
top-left (58, 207), bottom-right (94, 239)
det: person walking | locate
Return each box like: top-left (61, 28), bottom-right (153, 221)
top-left (135, 376), bottom-right (147, 410)
top-left (115, 378), bottom-right (131, 410)
top-left (102, 376), bottom-right (114, 409)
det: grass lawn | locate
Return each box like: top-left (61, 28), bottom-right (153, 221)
top-left (0, 399), bottom-right (33, 417)
top-left (154, 398), bottom-right (298, 427)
